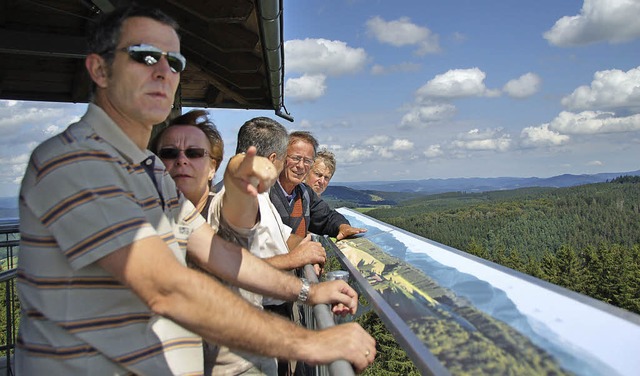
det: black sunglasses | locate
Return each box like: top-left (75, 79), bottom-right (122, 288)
top-left (158, 147), bottom-right (209, 159)
top-left (119, 44), bottom-right (187, 73)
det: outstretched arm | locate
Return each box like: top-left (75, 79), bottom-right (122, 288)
top-left (221, 146), bottom-right (277, 228)
top-left (187, 224), bottom-right (357, 313)
top-left (97, 232), bottom-right (376, 371)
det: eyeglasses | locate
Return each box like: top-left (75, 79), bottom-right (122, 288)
top-left (287, 154), bottom-right (314, 167)
top-left (119, 44), bottom-right (187, 73)
top-left (158, 147), bottom-right (210, 159)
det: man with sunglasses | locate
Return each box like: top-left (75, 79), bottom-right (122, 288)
top-left (16, 5), bottom-right (375, 375)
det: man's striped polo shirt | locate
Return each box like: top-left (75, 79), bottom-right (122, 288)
top-left (16, 104), bottom-right (207, 375)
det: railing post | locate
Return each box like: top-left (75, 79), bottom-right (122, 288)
top-left (301, 263), bottom-right (355, 376)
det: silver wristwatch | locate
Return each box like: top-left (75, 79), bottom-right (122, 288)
top-left (297, 278), bottom-right (311, 304)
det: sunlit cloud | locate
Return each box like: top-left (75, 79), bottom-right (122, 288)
top-left (423, 144), bottom-right (443, 158)
top-left (366, 16), bottom-right (440, 55)
top-left (364, 135), bottom-right (390, 145)
top-left (339, 147), bottom-right (374, 163)
top-left (549, 111), bottom-right (640, 134)
top-left (451, 128), bottom-right (512, 152)
top-left (416, 68), bottom-right (501, 100)
top-left (285, 38), bottom-right (368, 76)
top-left (376, 147), bottom-right (394, 159)
top-left (285, 74), bottom-right (327, 102)
top-left (561, 66), bottom-right (640, 112)
top-left (390, 139), bottom-right (414, 151)
top-left (520, 124), bottom-right (571, 147)
top-left (544, 0), bottom-right (640, 46)
top-left (399, 103), bottom-right (456, 129)
top-left (503, 73), bottom-right (542, 99)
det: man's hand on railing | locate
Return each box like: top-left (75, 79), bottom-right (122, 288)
top-left (290, 234), bottom-right (326, 267)
top-left (308, 280), bottom-right (358, 315)
top-left (336, 224), bottom-right (367, 241)
top-left (300, 323), bottom-right (377, 374)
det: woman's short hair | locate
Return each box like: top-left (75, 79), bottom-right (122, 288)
top-left (149, 109), bottom-right (224, 171)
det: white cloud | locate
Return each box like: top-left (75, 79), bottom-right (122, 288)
top-left (587, 160), bottom-right (604, 166)
top-left (451, 32), bottom-right (467, 43)
top-left (391, 139), bottom-right (414, 151)
top-left (452, 138), bottom-right (511, 152)
top-left (285, 74), bottom-right (327, 102)
top-left (297, 119), bottom-right (313, 129)
top-left (561, 66), bottom-right (640, 112)
top-left (520, 124), bottom-right (571, 147)
top-left (452, 128), bottom-right (511, 152)
top-left (503, 73), bottom-right (542, 99)
top-left (0, 106), bottom-right (63, 134)
top-left (338, 147), bottom-right (374, 163)
top-left (399, 103), bottom-right (456, 129)
top-left (370, 62), bottom-right (421, 75)
top-left (544, 0), bottom-right (640, 46)
top-left (370, 64), bottom-right (385, 75)
top-left (366, 16), bottom-right (440, 55)
top-left (364, 135), bottom-right (390, 145)
top-left (549, 110), bottom-right (640, 134)
top-left (416, 68), bottom-right (500, 100)
top-left (376, 147), bottom-right (394, 159)
top-left (284, 38), bottom-right (368, 76)
top-left (424, 144), bottom-right (443, 158)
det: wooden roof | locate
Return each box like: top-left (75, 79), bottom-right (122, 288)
top-left (0, 0), bottom-right (288, 118)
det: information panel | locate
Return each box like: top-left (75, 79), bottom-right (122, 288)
top-left (335, 208), bottom-right (640, 376)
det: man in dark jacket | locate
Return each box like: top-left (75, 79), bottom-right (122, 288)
top-left (269, 131), bottom-right (366, 240)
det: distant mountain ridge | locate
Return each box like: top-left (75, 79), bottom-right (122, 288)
top-left (331, 170), bottom-right (640, 195)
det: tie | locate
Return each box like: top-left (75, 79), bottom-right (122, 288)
top-left (290, 194), bottom-right (307, 237)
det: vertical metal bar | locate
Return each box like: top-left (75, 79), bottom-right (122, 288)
top-left (302, 264), bottom-right (355, 376)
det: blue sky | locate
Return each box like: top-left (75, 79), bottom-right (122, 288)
top-left (1, 0), bottom-right (640, 198)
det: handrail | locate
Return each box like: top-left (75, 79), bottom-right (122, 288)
top-left (316, 235), bottom-right (451, 376)
top-left (0, 270), bottom-right (16, 284)
top-left (301, 264), bottom-right (355, 376)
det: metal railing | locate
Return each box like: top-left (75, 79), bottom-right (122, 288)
top-left (0, 219), bottom-right (19, 376)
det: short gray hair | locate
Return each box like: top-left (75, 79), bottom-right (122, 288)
top-left (288, 131), bottom-right (318, 157)
top-left (315, 148), bottom-right (336, 176)
top-left (236, 117), bottom-right (288, 159)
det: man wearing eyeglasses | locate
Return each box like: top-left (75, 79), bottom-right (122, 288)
top-left (15, 5), bottom-right (375, 375)
top-left (270, 131), bottom-right (367, 241)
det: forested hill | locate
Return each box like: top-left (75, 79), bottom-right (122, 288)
top-left (363, 177), bottom-right (640, 314)
top-left (334, 169), bottom-right (640, 194)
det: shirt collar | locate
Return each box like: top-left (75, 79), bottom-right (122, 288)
top-left (84, 103), bottom-right (153, 165)
top-left (277, 180), bottom-right (296, 202)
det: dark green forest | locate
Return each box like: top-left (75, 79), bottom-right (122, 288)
top-left (365, 177), bottom-right (640, 315)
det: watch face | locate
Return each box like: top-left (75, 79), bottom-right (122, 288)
top-left (298, 278), bottom-right (310, 303)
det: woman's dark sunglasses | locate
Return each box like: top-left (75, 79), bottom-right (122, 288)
top-left (158, 147), bottom-right (209, 159)
top-left (120, 44), bottom-right (187, 73)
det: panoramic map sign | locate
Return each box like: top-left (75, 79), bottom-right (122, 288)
top-left (334, 208), bottom-right (640, 376)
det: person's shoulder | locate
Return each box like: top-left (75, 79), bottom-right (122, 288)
top-left (30, 120), bottom-right (88, 160)
top-left (299, 182), bottom-right (320, 200)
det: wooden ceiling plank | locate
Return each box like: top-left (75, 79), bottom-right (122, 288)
top-left (0, 30), bottom-right (86, 58)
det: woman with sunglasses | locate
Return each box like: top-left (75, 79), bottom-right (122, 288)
top-left (150, 110), bottom-right (284, 375)
top-left (150, 109), bottom-right (224, 216)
